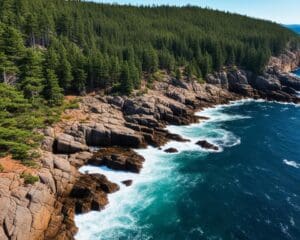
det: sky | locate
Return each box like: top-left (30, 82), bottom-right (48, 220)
top-left (92, 0), bottom-right (299, 24)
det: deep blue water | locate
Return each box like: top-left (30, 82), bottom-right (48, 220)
top-left (76, 100), bottom-right (300, 240)
top-left (293, 68), bottom-right (300, 76)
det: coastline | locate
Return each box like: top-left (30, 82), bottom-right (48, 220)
top-left (0, 49), bottom-right (299, 240)
top-left (74, 98), bottom-right (300, 239)
top-left (70, 91), bottom-right (300, 239)
top-left (74, 99), bottom-right (243, 239)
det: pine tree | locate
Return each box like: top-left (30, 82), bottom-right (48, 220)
top-left (159, 50), bottom-right (175, 72)
top-left (120, 62), bottom-right (132, 95)
top-left (129, 62), bottom-right (140, 89)
top-left (19, 48), bottom-right (44, 101)
top-left (74, 69), bottom-right (87, 95)
top-left (0, 52), bottom-right (17, 83)
top-left (57, 46), bottom-right (73, 92)
top-left (227, 48), bottom-right (236, 66)
top-left (99, 55), bottom-right (110, 88)
top-left (200, 52), bottom-right (213, 77)
top-left (45, 47), bottom-right (59, 71)
top-left (212, 43), bottom-right (224, 70)
top-left (67, 43), bottom-right (87, 93)
top-left (110, 56), bottom-right (120, 85)
top-left (143, 47), bottom-right (159, 73)
top-left (175, 68), bottom-right (182, 80)
top-left (184, 64), bottom-right (193, 81)
top-left (44, 69), bottom-right (63, 106)
top-left (0, 25), bottom-right (25, 63)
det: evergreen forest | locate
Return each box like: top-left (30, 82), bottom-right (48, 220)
top-left (0, 0), bottom-right (299, 160)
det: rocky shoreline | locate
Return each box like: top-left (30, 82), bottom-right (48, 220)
top-left (0, 49), bottom-right (299, 240)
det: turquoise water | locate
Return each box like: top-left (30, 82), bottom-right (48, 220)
top-left (75, 99), bottom-right (300, 240)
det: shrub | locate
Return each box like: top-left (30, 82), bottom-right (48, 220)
top-left (64, 98), bottom-right (80, 110)
top-left (0, 164), bottom-right (4, 172)
top-left (20, 173), bottom-right (39, 185)
top-left (22, 159), bottom-right (39, 168)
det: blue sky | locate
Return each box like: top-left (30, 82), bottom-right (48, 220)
top-left (92, 0), bottom-right (299, 24)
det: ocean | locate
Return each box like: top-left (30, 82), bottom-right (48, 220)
top-left (75, 74), bottom-right (300, 240)
top-left (293, 68), bottom-right (300, 77)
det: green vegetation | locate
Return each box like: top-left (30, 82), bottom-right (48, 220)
top-left (0, 1), bottom-right (298, 98)
top-left (20, 172), bottom-right (39, 184)
top-left (0, 83), bottom-right (74, 161)
top-left (0, 0), bottom-right (298, 161)
top-left (0, 83), bottom-right (43, 160)
top-left (0, 163), bottom-right (3, 172)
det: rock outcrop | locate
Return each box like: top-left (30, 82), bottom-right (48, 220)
top-left (196, 140), bottom-right (219, 151)
top-left (0, 49), bottom-right (299, 240)
top-left (268, 49), bottom-right (300, 73)
top-left (88, 148), bottom-right (145, 173)
top-left (164, 148), bottom-right (179, 153)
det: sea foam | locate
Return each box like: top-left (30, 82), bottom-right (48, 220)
top-left (75, 147), bottom-right (176, 240)
top-left (283, 159), bottom-right (300, 169)
top-left (74, 99), bottom-right (261, 239)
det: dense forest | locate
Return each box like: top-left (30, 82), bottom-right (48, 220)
top-left (0, 0), bottom-right (299, 161)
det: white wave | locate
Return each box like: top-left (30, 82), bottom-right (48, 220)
top-left (74, 99), bottom-right (264, 239)
top-left (164, 102), bottom-right (244, 153)
top-left (218, 98), bottom-right (299, 108)
top-left (79, 165), bottom-right (139, 187)
top-left (75, 147), bottom-right (177, 240)
top-left (283, 159), bottom-right (300, 169)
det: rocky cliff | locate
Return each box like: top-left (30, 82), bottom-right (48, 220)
top-left (0, 50), bottom-right (299, 240)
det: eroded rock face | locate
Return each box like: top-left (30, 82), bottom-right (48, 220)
top-left (0, 172), bottom-right (56, 240)
top-left (254, 75), bottom-right (282, 91)
top-left (0, 49), bottom-right (299, 240)
top-left (268, 50), bottom-right (300, 73)
top-left (69, 174), bottom-right (119, 214)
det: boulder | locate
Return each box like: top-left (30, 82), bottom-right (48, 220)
top-left (84, 124), bottom-right (145, 148)
top-left (56, 134), bottom-right (88, 154)
top-left (122, 180), bottom-right (133, 187)
top-left (68, 151), bottom-right (93, 168)
top-left (38, 169), bottom-right (56, 193)
top-left (164, 148), bottom-right (179, 153)
top-left (85, 124), bottom-right (111, 146)
top-left (53, 156), bottom-right (71, 173)
top-left (227, 70), bottom-right (253, 96)
top-left (196, 140), bottom-right (219, 151)
top-left (88, 147), bottom-right (145, 173)
top-left (206, 71), bottom-right (229, 89)
top-left (69, 174), bottom-right (119, 214)
top-left (105, 96), bottom-right (125, 108)
top-left (123, 99), bottom-right (155, 116)
top-left (41, 136), bottom-right (54, 152)
top-left (254, 76), bottom-right (281, 91)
